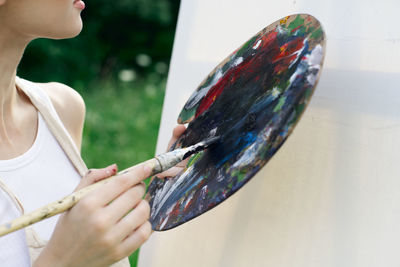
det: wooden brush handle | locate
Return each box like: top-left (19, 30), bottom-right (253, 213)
top-left (0, 158), bottom-right (159, 237)
top-left (0, 141), bottom-right (199, 237)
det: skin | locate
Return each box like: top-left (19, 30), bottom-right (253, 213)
top-left (0, 0), bottom-right (186, 266)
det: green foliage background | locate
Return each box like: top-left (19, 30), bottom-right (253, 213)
top-left (17, 1), bottom-right (181, 266)
top-left (19, 0), bottom-right (180, 87)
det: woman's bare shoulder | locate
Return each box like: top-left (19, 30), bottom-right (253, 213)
top-left (37, 82), bottom-right (85, 150)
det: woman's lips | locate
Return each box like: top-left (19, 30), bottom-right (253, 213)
top-left (73, 0), bottom-right (85, 10)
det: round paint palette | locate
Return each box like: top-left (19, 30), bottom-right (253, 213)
top-left (146, 14), bottom-right (325, 231)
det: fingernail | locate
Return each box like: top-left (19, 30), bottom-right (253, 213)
top-left (107, 164), bottom-right (118, 175)
top-left (110, 164), bottom-right (118, 174)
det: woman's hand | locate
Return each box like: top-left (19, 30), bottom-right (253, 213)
top-left (34, 163), bottom-right (152, 267)
top-left (156, 125), bottom-right (186, 178)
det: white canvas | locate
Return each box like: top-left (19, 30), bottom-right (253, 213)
top-left (139, 0), bottom-right (400, 266)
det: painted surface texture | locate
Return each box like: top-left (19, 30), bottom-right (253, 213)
top-left (146, 14), bottom-right (325, 231)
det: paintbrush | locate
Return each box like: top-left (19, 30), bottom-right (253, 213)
top-left (0, 136), bottom-right (220, 237)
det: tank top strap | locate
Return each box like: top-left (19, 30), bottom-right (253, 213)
top-left (0, 179), bottom-right (24, 214)
top-left (15, 77), bottom-right (88, 177)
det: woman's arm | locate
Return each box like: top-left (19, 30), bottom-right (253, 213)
top-left (33, 82), bottom-right (152, 266)
top-left (32, 83), bottom-right (184, 266)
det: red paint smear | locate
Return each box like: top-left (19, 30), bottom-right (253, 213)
top-left (169, 201), bottom-right (182, 217)
top-left (195, 75), bottom-right (228, 118)
top-left (183, 197), bottom-right (194, 212)
top-left (262, 31), bottom-right (278, 47)
top-left (273, 38), bottom-right (304, 62)
top-left (195, 34), bottom-right (304, 118)
top-left (291, 25), bottom-right (302, 33)
top-left (274, 54), bottom-right (297, 73)
top-left (195, 31), bottom-right (280, 118)
top-left (272, 37), bottom-right (305, 75)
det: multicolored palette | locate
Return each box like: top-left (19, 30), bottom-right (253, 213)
top-left (146, 14), bottom-right (325, 231)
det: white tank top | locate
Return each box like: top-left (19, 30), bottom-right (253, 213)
top-left (0, 79), bottom-right (81, 266)
top-left (0, 77), bottom-right (129, 267)
top-left (0, 181), bottom-right (29, 266)
top-left (0, 113), bottom-right (82, 238)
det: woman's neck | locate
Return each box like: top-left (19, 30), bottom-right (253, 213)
top-left (0, 26), bottom-right (32, 143)
top-left (0, 27), bottom-right (28, 98)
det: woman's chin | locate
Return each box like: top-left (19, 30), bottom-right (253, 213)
top-left (48, 20), bottom-right (83, 40)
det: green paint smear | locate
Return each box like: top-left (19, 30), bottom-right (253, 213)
top-left (310, 27), bottom-right (323, 40)
top-left (236, 35), bottom-right (258, 57)
top-left (226, 182), bottom-right (234, 190)
top-left (304, 88), bottom-right (312, 99)
top-left (202, 73), bottom-right (215, 87)
top-left (273, 96), bottom-right (286, 112)
top-left (187, 151), bottom-right (203, 167)
top-left (178, 108), bottom-right (196, 123)
top-left (288, 15), bottom-right (305, 32)
top-left (295, 102), bottom-right (305, 116)
top-left (232, 168), bottom-right (248, 183)
top-left (279, 78), bottom-right (290, 93)
top-left (179, 72), bottom-right (217, 123)
top-left (186, 151), bottom-right (202, 168)
top-left (260, 143), bottom-right (271, 160)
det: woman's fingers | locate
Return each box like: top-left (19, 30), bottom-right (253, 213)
top-left (153, 124), bottom-right (187, 179)
top-left (104, 182), bottom-right (146, 224)
top-left (156, 166), bottom-right (184, 178)
top-left (118, 221), bottom-right (152, 257)
top-left (113, 199), bottom-right (150, 241)
top-left (41, 162), bottom-right (154, 267)
top-left (166, 125), bottom-right (186, 150)
top-left (84, 163), bottom-right (152, 207)
top-left (75, 164), bottom-right (118, 191)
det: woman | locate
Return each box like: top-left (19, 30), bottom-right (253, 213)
top-left (0, 0), bottom-right (184, 266)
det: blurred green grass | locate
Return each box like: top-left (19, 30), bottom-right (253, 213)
top-left (78, 76), bottom-right (167, 266)
top-left (80, 76), bottom-right (166, 170)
